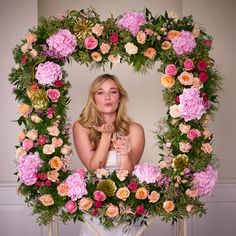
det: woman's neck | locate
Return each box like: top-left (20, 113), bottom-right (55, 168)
top-left (102, 113), bottom-right (116, 124)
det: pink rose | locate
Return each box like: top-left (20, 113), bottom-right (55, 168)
top-left (184, 59), bottom-right (195, 71)
top-left (199, 72), bottom-right (209, 83)
top-left (26, 129), bottom-right (38, 141)
top-left (52, 137), bottom-right (63, 148)
top-left (179, 123), bottom-right (191, 134)
top-left (92, 23), bottom-right (104, 36)
top-left (186, 204), bottom-right (194, 213)
top-left (84, 36), bottom-right (98, 50)
top-left (65, 200), bottom-right (77, 214)
top-left (197, 60), bottom-right (207, 71)
top-left (179, 142), bottom-right (192, 153)
top-left (38, 136), bottom-right (48, 145)
top-left (46, 89), bottom-right (60, 102)
top-left (165, 64), bottom-right (177, 76)
top-left (187, 129), bottom-right (201, 140)
top-left (110, 33), bottom-right (118, 44)
top-left (93, 190), bottom-right (106, 201)
top-left (26, 32), bottom-right (37, 44)
top-left (22, 139), bottom-right (34, 151)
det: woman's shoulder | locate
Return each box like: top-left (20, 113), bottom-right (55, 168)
top-left (129, 121), bottom-right (144, 133)
top-left (73, 120), bottom-right (89, 134)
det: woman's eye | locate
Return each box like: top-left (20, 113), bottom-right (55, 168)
top-left (97, 91), bottom-right (104, 95)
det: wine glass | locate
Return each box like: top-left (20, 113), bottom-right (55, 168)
top-left (111, 131), bottom-right (124, 169)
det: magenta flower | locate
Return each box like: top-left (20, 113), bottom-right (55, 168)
top-left (17, 152), bottom-right (42, 185)
top-left (109, 33), bottom-right (119, 44)
top-left (197, 60), bottom-right (207, 71)
top-left (179, 87), bottom-right (206, 122)
top-left (199, 72), bottom-right (209, 83)
top-left (46, 29), bottom-right (77, 58)
top-left (193, 165), bottom-right (218, 196)
top-left (172, 30), bottom-right (196, 55)
top-left (117, 11), bottom-right (147, 36)
top-left (133, 163), bottom-right (162, 184)
top-left (35, 61), bottom-right (62, 86)
top-left (84, 36), bottom-right (98, 50)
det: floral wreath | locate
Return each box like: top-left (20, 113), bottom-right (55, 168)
top-left (9, 8), bottom-right (222, 231)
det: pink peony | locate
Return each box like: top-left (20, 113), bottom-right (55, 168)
top-left (84, 36), bottom-right (98, 50)
top-left (35, 61), bottom-right (62, 86)
top-left (65, 200), bottom-right (77, 214)
top-left (46, 89), bottom-right (60, 102)
top-left (165, 64), bottom-right (177, 76)
top-left (93, 190), bottom-right (106, 201)
top-left (17, 152), bottom-right (42, 185)
top-left (46, 29), bottom-right (77, 58)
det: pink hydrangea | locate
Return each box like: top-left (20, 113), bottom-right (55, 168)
top-left (172, 30), bottom-right (196, 55)
top-left (35, 61), bottom-right (62, 86)
top-left (117, 11), bottom-right (147, 36)
top-left (133, 163), bottom-right (162, 184)
top-left (193, 165), bottom-right (218, 196)
top-left (179, 87), bottom-right (206, 122)
top-left (65, 172), bottom-right (87, 201)
top-left (46, 29), bottom-right (77, 58)
top-left (17, 152), bottom-right (42, 185)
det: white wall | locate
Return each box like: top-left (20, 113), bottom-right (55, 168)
top-left (1, 0), bottom-right (236, 235)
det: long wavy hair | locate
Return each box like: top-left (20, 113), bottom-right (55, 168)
top-left (79, 74), bottom-right (131, 150)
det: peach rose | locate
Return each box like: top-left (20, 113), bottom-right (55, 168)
top-left (100, 43), bottom-right (110, 54)
top-left (21, 43), bottom-right (32, 53)
top-left (161, 41), bottom-right (172, 50)
top-left (186, 189), bottom-right (198, 198)
top-left (179, 123), bottom-right (191, 134)
top-left (52, 137), bottom-right (63, 148)
top-left (161, 74), bottom-right (175, 88)
top-left (136, 31), bottom-right (146, 44)
top-left (178, 72), bottom-right (194, 86)
top-left (163, 200), bottom-right (175, 212)
top-left (192, 77), bottom-right (203, 88)
top-left (144, 47), bottom-right (156, 59)
top-left (26, 129), bottom-right (38, 141)
top-left (201, 143), bottom-right (213, 154)
top-left (30, 49), bottom-right (38, 57)
top-left (116, 169), bottom-right (129, 181)
top-left (78, 197), bottom-right (93, 211)
top-left (92, 23), bottom-right (104, 36)
top-left (148, 191), bottom-right (160, 203)
top-left (169, 104), bottom-right (181, 118)
top-left (203, 128), bottom-right (212, 140)
top-left (15, 147), bottom-right (27, 159)
top-left (18, 130), bottom-right (26, 140)
top-left (108, 54), bottom-right (121, 63)
top-left (106, 204), bottom-right (119, 218)
top-left (39, 194), bottom-right (54, 206)
top-left (135, 187), bottom-right (148, 200)
top-left (116, 187), bottom-right (130, 201)
top-left (47, 125), bottom-right (60, 136)
top-left (179, 142), bottom-right (192, 153)
top-left (49, 156), bottom-right (63, 171)
top-left (43, 144), bottom-right (55, 155)
top-left (167, 30), bottom-right (181, 40)
top-left (57, 183), bottom-right (69, 196)
top-left (95, 168), bottom-right (109, 178)
top-left (26, 32), bottom-right (37, 44)
top-left (91, 51), bottom-right (102, 61)
top-left (18, 103), bottom-right (31, 117)
top-left (47, 170), bottom-right (59, 182)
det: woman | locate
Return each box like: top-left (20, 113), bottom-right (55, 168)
top-left (73, 74), bottom-right (145, 235)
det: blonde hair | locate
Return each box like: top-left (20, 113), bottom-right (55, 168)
top-left (79, 74), bottom-right (131, 150)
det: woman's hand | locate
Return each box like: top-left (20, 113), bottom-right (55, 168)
top-left (93, 123), bottom-right (115, 134)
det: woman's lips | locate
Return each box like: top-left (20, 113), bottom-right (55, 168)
top-left (104, 102), bottom-right (113, 107)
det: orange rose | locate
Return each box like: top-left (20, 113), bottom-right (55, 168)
top-left (161, 74), bottom-right (175, 88)
top-left (144, 47), bottom-right (156, 59)
top-left (178, 72), bottom-right (194, 85)
top-left (161, 41), bottom-right (172, 50)
top-left (18, 130), bottom-right (26, 140)
top-left (48, 156), bottom-right (63, 171)
top-left (18, 103), bottom-right (31, 117)
top-left (167, 30), bottom-right (181, 40)
top-left (57, 183), bottom-right (69, 196)
top-left (116, 187), bottom-right (130, 201)
top-left (47, 170), bottom-right (59, 182)
top-left (78, 197), bottom-right (93, 211)
top-left (135, 187), bottom-right (148, 200)
top-left (186, 189), bottom-right (198, 197)
top-left (148, 191), bottom-right (160, 203)
top-left (192, 77), bottom-right (203, 88)
top-left (91, 51), bottom-right (102, 62)
top-left (106, 204), bottom-right (119, 218)
top-left (39, 194), bottom-right (54, 206)
top-left (163, 200), bottom-right (175, 212)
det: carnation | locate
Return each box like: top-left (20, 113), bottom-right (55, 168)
top-left (65, 172), bottom-right (87, 201)
top-left (117, 11), bottom-right (147, 36)
top-left (17, 152), bottom-right (42, 185)
top-left (35, 61), bottom-right (62, 86)
top-left (46, 29), bottom-right (77, 58)
top-left (133, 163), bottom-right (162, 184)
top-left (193, 165), bottom-right (218, 196)
top-left (172, 30), bottom-right (196, 55)
top-left (179, 87), bottom-right (206, 121)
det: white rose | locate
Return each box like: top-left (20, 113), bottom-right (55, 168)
top-left (124, 42), bottom-right (138, 55)
top-left (169, 104), bottom-right (180, 118)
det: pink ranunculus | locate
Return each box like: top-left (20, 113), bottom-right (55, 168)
top-left (187, 129), bottom-right (201, 141)
top-left (93, 190), bottom-right (106, 201)
top-left (65, 200), bottom-right (77, 214)
top-left (110, 33), bottom-right (119, 44)
top-left (199, 72), bottom-right (209, 83)
top-left (84, 36), bottom-right (98, 50)
top-left (46, 89), bottom-right (60, 102)
top-left (197, 60), bottom-right (207, 71)
top-left (22, 138), bottom-right (34, 151)
top-left (165, 64), bottom-right (177, 76)
top-left (184, 59), bottom-right (195, 71)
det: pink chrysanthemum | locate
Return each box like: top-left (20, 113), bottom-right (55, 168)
top-left (17, 152), bottom-right (42, 185)
top-left (193, 165), bottom-right (218, 196)
top-left (117, 12), bottom-right (147, 36)
top-left (172, 30), bottom-right (196, 55)
top-left (65, 172), bottom-right (87, 201)
top-left (179, 87), bottom-right (206, 122)
top-left (133, 163), bottom-right (162, 184)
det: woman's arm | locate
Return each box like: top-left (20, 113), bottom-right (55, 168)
top-left (73, 121), bottom-right (114, 171)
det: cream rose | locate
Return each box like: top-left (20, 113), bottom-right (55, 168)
top-left (124, 42), bottom-right (138, 55)
top-left (169, 104), bottom-right (180, 118)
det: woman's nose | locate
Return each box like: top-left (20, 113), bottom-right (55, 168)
top-left (105, 93), bottom-right (111, 100)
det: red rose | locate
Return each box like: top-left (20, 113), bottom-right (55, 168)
top-left (197, 60), bottom-right (207, 71)
top-left (128, 181), bottom-right (138, 192)
top-left (199, 72), bottom-right (209, 83)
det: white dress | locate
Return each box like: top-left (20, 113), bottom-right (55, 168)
top-left (79, 151), bottom-right (143, 236)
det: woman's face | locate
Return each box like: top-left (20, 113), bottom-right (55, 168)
top-left (93, 79), bottom-right (120, 115)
